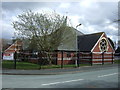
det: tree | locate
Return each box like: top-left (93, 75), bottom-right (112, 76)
top-left (12, 10), bottom-right (69, 65)
top-left (107, 37), bottom-right (115, 50)
top-left (1, 38), bottom-right (12, 51)
top-left (115, 46), bottom-right (120, 53)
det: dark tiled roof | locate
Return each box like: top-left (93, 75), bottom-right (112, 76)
top-left (77, 32), bottom-right (104, 52)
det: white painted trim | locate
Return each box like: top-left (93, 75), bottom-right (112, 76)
top-left (104, 59), bottom-right (113, 61)
top-left (92, 52), bottom-right (114, 54)
top-left (91, 32), bottom-right (115, 53)
top-left (93, 59), bottom-right (102, 61)
top-left (58, 57), bottom-right (77, 60)
top-left (4, 41), bottom-right (17, 52)
top-left (99, 37), bottom-right (109, 52)
top-left (91, 33), bottom-right (104, 52)
top-left (93, 59), bottom-right (112, 61)
top-left (104, 33), bottom-right (115, 53)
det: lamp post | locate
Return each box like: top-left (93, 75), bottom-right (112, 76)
top-left (75, 24), bottom-right (82, 67)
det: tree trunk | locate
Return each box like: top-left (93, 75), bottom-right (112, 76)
top-left (46, 51), bottom-right (52, 65)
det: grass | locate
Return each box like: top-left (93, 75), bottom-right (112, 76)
top-left (114, 60), bottom-right (120, 64)
top-left (2, 60), bottom-right (119, 70)
top-left (2, 60), bottom-right (91, 70)
top-left (2, 60), bottom-right (40, 69)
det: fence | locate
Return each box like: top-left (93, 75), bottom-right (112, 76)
top-left (14, 50), bottom-right (115, 69)
top-left (92, 52), bottom-right (114, 65)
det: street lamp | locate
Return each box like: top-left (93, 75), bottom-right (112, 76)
top-left (75, 23), bottom-right (82, 67)
top-left (76, 24), bottom-right (82, 29)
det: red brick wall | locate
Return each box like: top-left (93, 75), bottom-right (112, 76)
top-left (92, 33), bottom-right (114, 53)
top-left (57, 52), bottom-right (76, 65)
top-left (57, 60), bottom-right (75, 65)
top-left (91, 33), bottom-right (114, 64)
top-left (92, 52), bottom-right (113, 64)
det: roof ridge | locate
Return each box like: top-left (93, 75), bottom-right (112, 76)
top-left (79, 32), bottom-right (104, 36)
top-left (66, 26), bottom-right (84, 35)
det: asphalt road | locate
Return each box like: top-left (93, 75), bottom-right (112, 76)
top-left (2, 65), bottom-right (118, 88)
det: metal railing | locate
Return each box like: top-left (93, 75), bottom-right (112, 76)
top-left (13, 50), bottom-right (116, 69)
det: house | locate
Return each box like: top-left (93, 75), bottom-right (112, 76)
top-left (3, 40), bottom-right (22, 60)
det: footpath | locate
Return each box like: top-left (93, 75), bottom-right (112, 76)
top-left (2, 64), bottom-right (118, 75)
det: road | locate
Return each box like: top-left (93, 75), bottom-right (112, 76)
top-left (2, 66), bottom-right (118, 88)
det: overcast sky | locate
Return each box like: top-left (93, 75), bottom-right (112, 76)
top-left (1, 0), bottom-right (119, 43)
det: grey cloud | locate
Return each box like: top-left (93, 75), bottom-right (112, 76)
top-left (2, 2), bottom-right (59, 11)
top-left (65, 2), bottom-right (117, 26)
top-left (1, 2), bottom-right (118, 42)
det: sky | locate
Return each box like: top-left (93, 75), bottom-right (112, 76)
top-left (1, 0), bottom-right (119, 44)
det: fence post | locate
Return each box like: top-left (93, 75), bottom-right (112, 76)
top-left (91, 52), bottom-right (93, 66)
top-left (61, 51), bottom-right (63, 68)
top-left (77, 51), bottom-right (80, 67)
top-left (102, 52), bottom-right (104, 65)
top-left (112, 52), bottom-right (114, 64)
top-left (14, 51), bottom-right (17, 69)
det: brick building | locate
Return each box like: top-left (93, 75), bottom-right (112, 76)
top-left (56, 32), bottom-right (115, 65)
top-left (3, 40), bottom-right (22, 60)
top-left (3, 28), bottom-right (115, 65)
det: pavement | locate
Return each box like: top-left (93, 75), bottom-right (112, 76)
top-left (2, 64), bottom-right (119, 75)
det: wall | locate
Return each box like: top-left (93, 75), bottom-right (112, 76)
top-left (92, 33), bottom-right (114, 64)
top-left (57, 52), bottom-right (76, 65)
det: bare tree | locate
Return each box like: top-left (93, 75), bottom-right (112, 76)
top-left (1, 38), bottom-right (12, 51)
top-left (12, 10), bottom-right (69, 65)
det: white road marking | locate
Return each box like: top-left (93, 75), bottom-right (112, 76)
top-left (41, 79), bottom-right (84, 86)
top-left (98, 73), bottom-right (118, 78)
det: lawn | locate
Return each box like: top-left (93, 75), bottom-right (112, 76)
top-left (2, 60), bottom-right (79, 69)
top-left (2, 60), bottom-right (40, 69)
top-left (114, 60), bottom-right (120, 64)
top-left (2, 60), bottom-right (119, 70)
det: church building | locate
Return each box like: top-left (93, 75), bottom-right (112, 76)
top-left (3, 27), bottom-right (115, 65)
